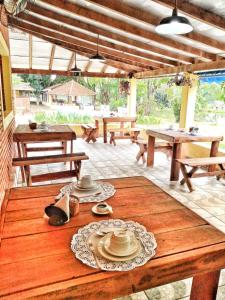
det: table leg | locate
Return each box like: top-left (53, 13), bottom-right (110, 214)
top-left (190, 270), bottom-right (220, 300)
top-left (17, 142), bottom-right (25, 183)
top-left (95, 120), bottom-right (99, 138)
top-left (209, 141), bottom-right (220, 172)
top-left (70, 139), bottom-right (73, 170)
top-left (170, 143), bottom-right (182, 181)
top-left (147, 136), bottom-right (155, 167)
top-left (103, 122), bottom-right (107, 143)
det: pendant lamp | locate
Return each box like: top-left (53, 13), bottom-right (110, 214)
top-left (155, 0), bottom-right (193, 35)
top-left (89, 34), bottom-right (105, 62)
top-left (70, 52), bottom-right (81, 76)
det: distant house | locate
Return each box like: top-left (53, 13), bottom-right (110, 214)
top-left (13, 82), bottom-right (36, 112)
top-left (42, 80), bottom-right (96, 107)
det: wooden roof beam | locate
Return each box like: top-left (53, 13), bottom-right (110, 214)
top-left (152, 0), bottom-right (225, 33)
top-left (87, 0), bottom-right (225, 55)
top-left (101, 65), bottom-right (108, 73)
top-left (26, 2), bottom-right (193, 64)
top-left (19, 11), bottom-right (169, 68)
top-left (84, 61), bottom-right (92, 72)
top-left (67, 53), bottom-right (75, 71)
top-left (10, 24), bottom-right (137, 73)
top-left (29, 34), bottom-right (32, 69)
top-left (9, 17), bottom-right (151, 71)
top-left (49, 44), bottom-right (56, 70)
top-left (12, 68), bottom-right (127, 78)
top-left (43, 0), bottom-right (216, 61)
top-left (135, 59), bottom-right (225, 79)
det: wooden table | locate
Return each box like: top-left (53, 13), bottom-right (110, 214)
top-left (146, 129), bottom-right (223, 181)
top-left (1, 176), bottom-right (225, 299)
top-left (13, 124), bottom-right (76, 156)
top-left (13, 125), bottom-right (76, 178)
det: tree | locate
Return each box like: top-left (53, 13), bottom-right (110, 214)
top-left (19, 74), bottom-right (52, 97)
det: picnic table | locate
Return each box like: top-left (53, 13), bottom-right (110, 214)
top-left (146, 129), bottom-right (223, 181)
top-left (13, 124), bottom-right (76, 180)
top-left (1, 176), bottom-right (225, 299)
top-left (13, 124), bottom-right (76, 157)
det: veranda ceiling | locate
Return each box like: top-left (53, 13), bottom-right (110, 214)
top-left (8, 0), bottom-right (225, 78)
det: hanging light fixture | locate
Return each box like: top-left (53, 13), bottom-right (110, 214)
top-left (70, 52), bottom-right (81, 76)
top-left (89, 34), bottom-right (105, 62)
top-left (155, 0), bottom-right (193, 35)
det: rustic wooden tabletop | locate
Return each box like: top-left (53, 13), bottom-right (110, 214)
top-left (1, 176), bottom-right (225, 299)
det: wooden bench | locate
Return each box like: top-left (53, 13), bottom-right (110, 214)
top-left (102, 117), bottom-right (140, 146)
top-left (13, 152), bottom-right (89, 186)
top-left (109, 128), bottom-right (140, 146)
top-left (81, 124), bottom-right (98, 143)
top-left (177, 157), bottom-right (225, 192)
top-left (136, 140), bottom-right (172, 163)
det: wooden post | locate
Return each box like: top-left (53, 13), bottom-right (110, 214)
top-left (179, 73), bottom-right (198, 129)
top-left (127, 78), bottom-right (137, 117)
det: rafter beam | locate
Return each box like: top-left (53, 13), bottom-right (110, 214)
top-left (135, 59), bottom-right (225, 79)
top-left (29, 34), bottom-right (32, 69)
top-left (88, 0), bottom-right (225, 54)
top-left (152, 0), bottom-right (225, 33)
top-left (9, 17), bottom-right (150, 71)
top-left (43, 0), bottom-right (215, 61)
top-left (67, 52), bottom-right (75, 71)
top-left (26, 2), bottom-right (193, 64)
top-left (49, 44), bottom-right (56, 70)
top-left (12, 68), bottom-right (127, 78)
top-left (11, 24), bottom-right (138, 73)
top-left (84, 61), bottom-right (92, 72)
top-left (101, 65), bottom-right (108, 73)
top-left (19, 11), bottom-right (169, 68)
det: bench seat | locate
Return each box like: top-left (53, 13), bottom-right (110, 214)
top-left (136, 140), bottom-right (172, 163)
top-left (177, 157), bottom-right (225, 192)
top-left (81, 124), bottom-right (98, 143)
top-left (109, 128), bottom-right (140, 145)
top-left (13, 153), bottom-right (89, 186)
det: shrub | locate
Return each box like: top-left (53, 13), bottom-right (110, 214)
top-left (34, 112), bottom-right (93, 124)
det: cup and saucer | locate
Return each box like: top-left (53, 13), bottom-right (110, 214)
top-left (75, 175), bottom-right (99, 191)
top-left (97, 230), bottom-right (141, 261)
top-left (92, 202), bottom-right (113, 215)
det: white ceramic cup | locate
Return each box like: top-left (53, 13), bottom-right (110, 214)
top-left (79, 175), bottom-right (93, 188)
top-left (109, 230), bottom-right (135, 254)
top-left (96, 202), bottom-right (109, 213)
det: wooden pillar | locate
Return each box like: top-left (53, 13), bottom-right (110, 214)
top-left (179, 73), bottom-right (198, 129)
top-left (127, 78), bottom-right (137, 117)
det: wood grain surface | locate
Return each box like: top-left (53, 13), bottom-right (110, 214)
top-left (1, 176), bottom-right (225, 299)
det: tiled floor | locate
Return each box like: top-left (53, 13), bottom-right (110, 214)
top-left (15, 138), bottom-right (225, 300)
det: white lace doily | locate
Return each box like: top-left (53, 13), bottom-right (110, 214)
top-left (71, 219), bottom-right (157, 271)
top-left (60, 182), bottom-right (116, 203)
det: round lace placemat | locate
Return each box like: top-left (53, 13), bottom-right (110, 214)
top-left (60, 182), bottom-right (116, 203)
top-left (71, 219), bottom-right (157, 271)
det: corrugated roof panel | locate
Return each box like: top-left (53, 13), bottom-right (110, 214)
top-left (33, 41), bottom-right (52, 58)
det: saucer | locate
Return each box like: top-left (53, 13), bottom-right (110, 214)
top-left (97, 235), bottom-right (141, 261)
top-left (92, 204), bottom-right (112, 215)
top-left (102, 233), bottom-right (140, 257)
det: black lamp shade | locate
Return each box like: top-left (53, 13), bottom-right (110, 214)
top-left (89, 53), bottom-right (105, 62)
top-left (155, 8), bottom-right (193, 35)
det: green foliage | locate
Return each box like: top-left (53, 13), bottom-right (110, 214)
top-left (19, 74), bottom-right (52, 97)
top-left (136, 115), bottom-right (161, 125)
top-left (194, 82), bottom-right (225, 122)
top-left (34, 111), bottom-right (93, 124)
top-left (137, 77), bottom-right (181, 123)
top-left (12, 74), bottom-right (24, 85)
